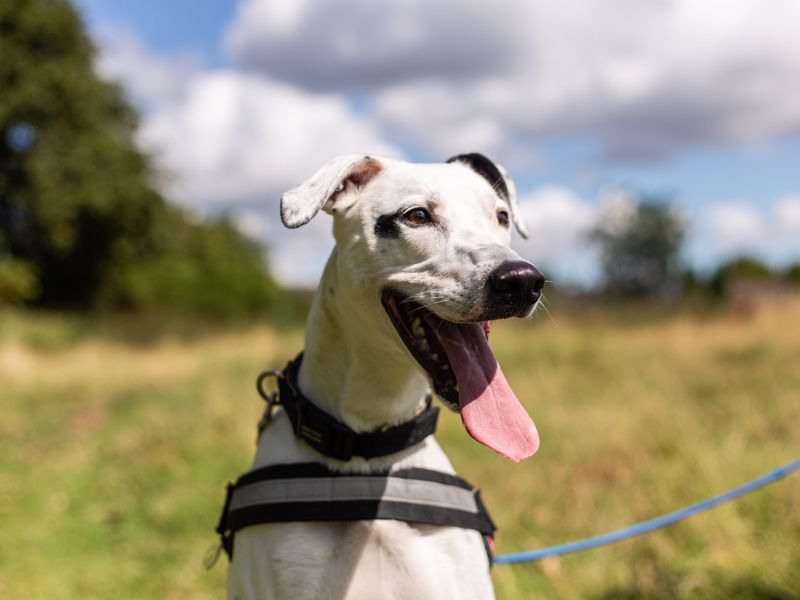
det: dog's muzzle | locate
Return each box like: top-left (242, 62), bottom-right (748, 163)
top-left (485, 260), bottom-right (545, 319)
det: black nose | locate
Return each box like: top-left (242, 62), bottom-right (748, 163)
top-left (488, 261), bottom-right (545, 306)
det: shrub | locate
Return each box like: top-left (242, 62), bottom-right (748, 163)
top-left (0, 258), bottom-right (39, 305)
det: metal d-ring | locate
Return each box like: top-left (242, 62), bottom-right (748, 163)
top-left (256, 369), bottom-right (285, 435)
top-left (256, 369), bottom-right (283, 402)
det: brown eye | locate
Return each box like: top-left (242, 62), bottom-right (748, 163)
top-left (403, 207), bottom-right (433, 226)
top-left (497, 210), bottom-right (510, 227)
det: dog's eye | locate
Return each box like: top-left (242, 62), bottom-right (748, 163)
top-left (497, 210), bottom-right (510, 227)
top-left (403, 207), bottom-right (433, 226)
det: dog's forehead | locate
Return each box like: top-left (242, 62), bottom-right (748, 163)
top-left (364, 160), bottom-right (502, 212)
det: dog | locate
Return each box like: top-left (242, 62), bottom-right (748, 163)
top-left (225, 153), bottom-right (544, 600)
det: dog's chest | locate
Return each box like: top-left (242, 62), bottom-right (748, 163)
top-left (227, 388), bottom-right (496, 599)
top-left (229, 520), bottom-right (493, 600)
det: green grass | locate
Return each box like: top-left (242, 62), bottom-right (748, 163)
top-left (1, 303), bottom-right (798, 599)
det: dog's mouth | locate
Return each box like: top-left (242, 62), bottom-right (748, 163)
top-left (381, 289), bottom-right (539, 462)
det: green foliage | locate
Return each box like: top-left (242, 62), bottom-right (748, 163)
top-left (708, 256), bottom-right (774, 297)
top-left (591, 196), bottom-right (686, 299)
top-left (783, 262), bottom-right (800, 284)
top-left (0, 257), bottom-right (39, 304)
top-left (0, 0), bottom-right (283, 317)
top-left (100, 216), bottom-right (281, 319)
top-left (1, 0), bottom-right (152, 306)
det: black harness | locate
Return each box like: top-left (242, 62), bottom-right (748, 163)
top-left (214, 354), bottom-right (496, 563)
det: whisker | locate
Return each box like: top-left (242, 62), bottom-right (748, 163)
top-left (538, 295), bottom-right (556, 325)
top-left (401, 294), bottom-right (448, 307)
top-left (409, 299), bottom-right (454, 313)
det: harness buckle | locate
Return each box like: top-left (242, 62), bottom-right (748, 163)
top-left (327, 423), bottom-right (355, 461)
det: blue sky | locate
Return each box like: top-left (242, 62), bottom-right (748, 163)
top-left (74, 0), bottom-right (800, 286)
top-left (77, 0), bottom-right (232, 64)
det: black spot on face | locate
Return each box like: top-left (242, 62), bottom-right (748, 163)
top-left (375, 212), bottom-right (400, 238)
top-left (446, 152), bottom-right (509, 200)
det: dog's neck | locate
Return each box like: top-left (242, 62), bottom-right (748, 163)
top-left (297, 250), bottom-right (430, 432)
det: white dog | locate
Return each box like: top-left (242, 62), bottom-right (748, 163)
top-left (223, 153), bottom-right (544, 600)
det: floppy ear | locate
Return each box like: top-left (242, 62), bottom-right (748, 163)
top-left (280, 154), bottom-right (384, 228)
top-left (446, 153), bottom-right (529, 239)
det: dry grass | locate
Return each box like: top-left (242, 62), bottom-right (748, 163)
top-left (0, 303), bottom-right (798, 599)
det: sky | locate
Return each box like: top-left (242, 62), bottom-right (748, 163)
top-left (74, 0), bottom-right (800, 287)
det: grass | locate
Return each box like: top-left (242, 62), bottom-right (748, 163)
top-left (1, 302), bottom-right (798, 599)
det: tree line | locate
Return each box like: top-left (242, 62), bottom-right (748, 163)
top-left (0, 0), bottom-right (286, 318)
top-left (589, 196), bottom-right (800, 302)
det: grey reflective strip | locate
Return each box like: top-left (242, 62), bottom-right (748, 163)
top-left (230, 476), bottom-right (479, 514)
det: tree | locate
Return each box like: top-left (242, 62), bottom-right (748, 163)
top-left (1, 0), bottom-right (155, 306)
top-left (0, 0), bottom-right (282, 316)
top-left (784, 263), bottom-right (800, 285)
top-left (590, 194), bottom-right (686, 299)
top-left (709, 256), bottom-right (774, 297)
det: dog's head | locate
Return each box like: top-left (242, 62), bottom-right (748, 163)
top-left (281, 154), bottom-right (543, 461)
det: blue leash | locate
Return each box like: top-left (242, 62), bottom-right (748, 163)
top-left (494, 458), bottom-right (799, 565)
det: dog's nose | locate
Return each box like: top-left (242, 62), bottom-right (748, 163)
top-left (488, 261), bottom-right (545, 306)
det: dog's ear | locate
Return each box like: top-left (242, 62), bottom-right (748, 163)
top-left (446, 153), bottom-right (529, 239)
top-left (280, 155), bottom-right (384, 228)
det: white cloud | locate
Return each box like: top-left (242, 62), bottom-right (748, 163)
top-left (775, 194), bottom-right (800, 235)
top-left (232, 208), bottom-right (270, 240)
top-left (227, 0), bottom-right (800, 159)
top-left (232, 208), bottom-right (335, 288)
top-left (513, 186), bottom-right (600, 284)
top-left (704, 203), bottom-right (766, 253)
top-left (93, 26), bottom-right (200, 109)
top-left (372, 79), bottom-right (540, 168)
top-left (225, 0), bottom-right (523, 92)
top-left (693, 197), bottom-right (800, 268)
top-left (139, 71), bottom-right (399, 209)
top-left (269, 217), bottom-right (335, 287)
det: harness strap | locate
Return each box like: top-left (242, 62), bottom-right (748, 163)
top-left (276, 354), bottom-right (440, 461)
top-left (216, 462), bottom-right (496, 561)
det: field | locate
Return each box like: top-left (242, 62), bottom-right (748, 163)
top-left (1, 302), bottom-right (798, 599)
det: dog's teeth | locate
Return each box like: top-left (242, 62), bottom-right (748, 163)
top-left (411, 317), bottom-right (426, 339)
top-left (442, 364), bottom-right (449, 371)
top-left (419, 338), bottom-right (430, 352)
top-left (431, 353), bottom-right (439, 362)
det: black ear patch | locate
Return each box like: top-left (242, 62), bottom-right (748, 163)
top-left (447, 153), bottom-right (509, 200)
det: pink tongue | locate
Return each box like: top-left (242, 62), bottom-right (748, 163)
top-left (436, 322), bottom-right (539, 462)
